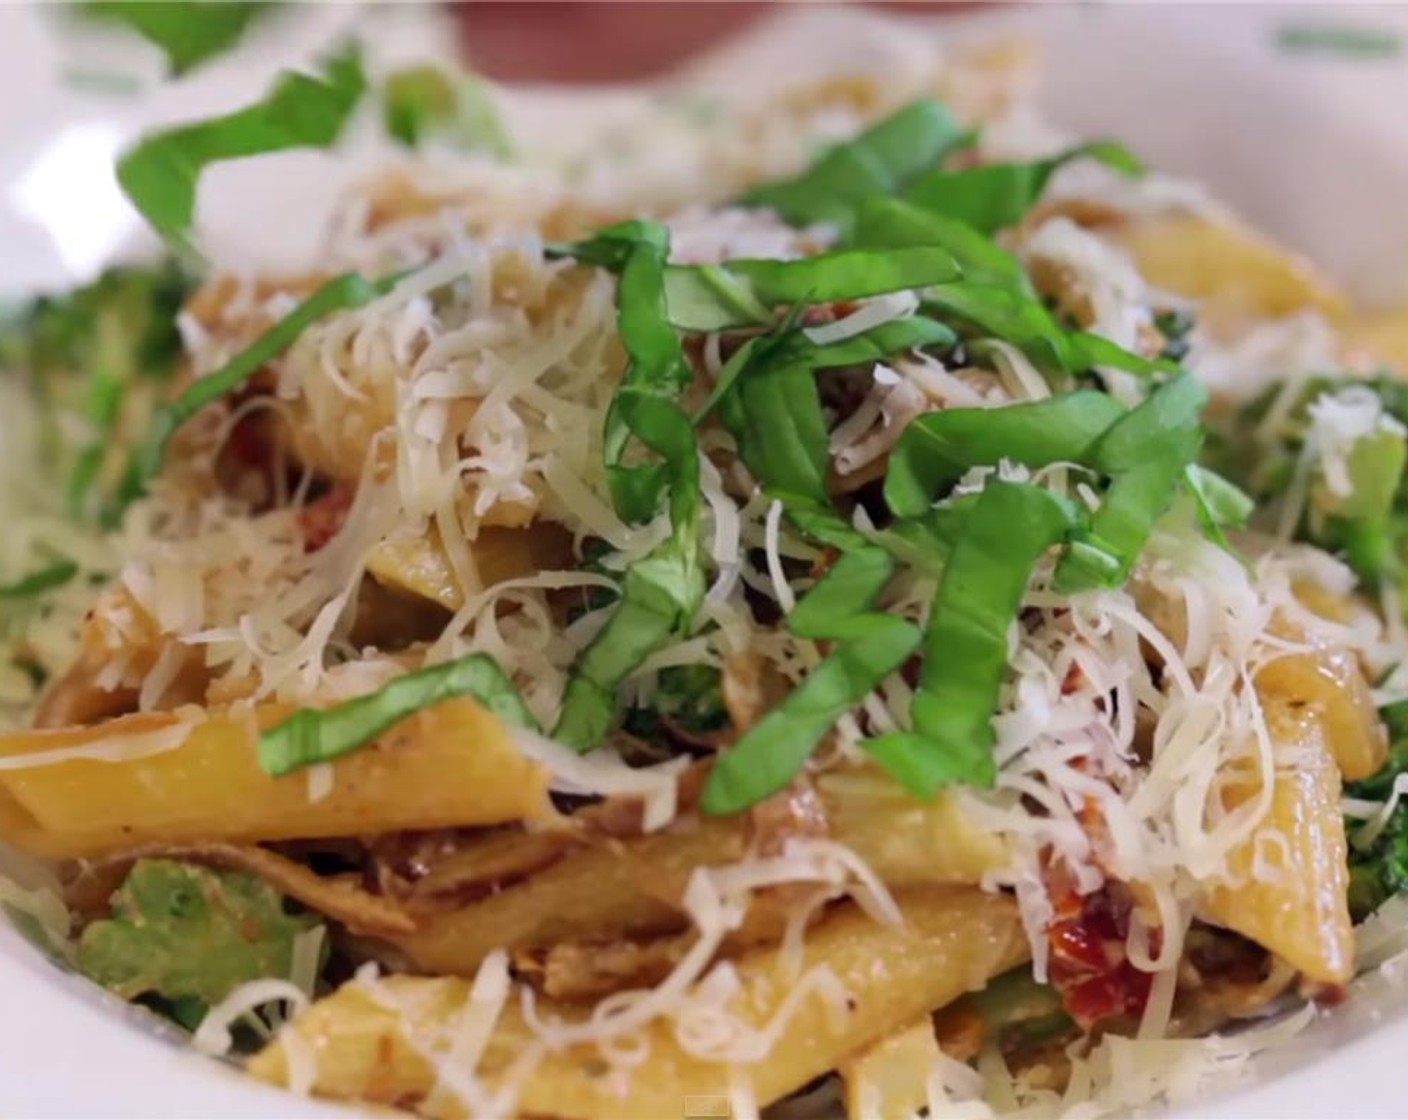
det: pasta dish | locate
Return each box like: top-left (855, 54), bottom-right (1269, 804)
top-left (4, 28), bottom-right (1408, 1119)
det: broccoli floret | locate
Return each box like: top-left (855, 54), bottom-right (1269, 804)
top-left (78, 860), bottom-right (323, 1010)
top-left (1345, 739), bottom-right (1408, 921)
top-left (0, 260), bottom-right (192, 523)
top-left (623, 664), bottom-right (728, 744)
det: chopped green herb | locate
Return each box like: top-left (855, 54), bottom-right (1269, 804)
top-left (78, 859), bottom-right (322, 1007)
top-left (623, 664), bottom-right (728, 742)
top-left (1183, 463), bottom-right (1254, 551)
top-left (382, 64), bottom-right (511, 158)
top-left (902, 140), bottom-right (1143, 235)
top-left (259, 652), bottom-right (535, 776)
top-left (75, 2), bottom-right (272, 77)
top-left (885, 390), bottom-right (1125, 518)
top-left (738, 98), bottom-right (968, 236)
top-left (1053, 373), bottom-right (1207, 591)
top-left (1152, 307), bottom-right (1195, 363)
top-left (0, 560), bottom-right (79, 601)
top-left (869, 482), bottom-right (1077, 795)
top-left (662, 245), bottom-right (960, 332)
top-left (117, 42), bottom-right (366, 251)
top-left (110, 269), bottom-right (402, 524)
top-left (551, 223), bottom-right (707, 750)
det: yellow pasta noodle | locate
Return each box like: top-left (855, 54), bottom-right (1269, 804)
top-left (0, 700), bottom-right (551, 859)
top-left (250, 887), bottom-right (1028, 1119)
top-left (1111, 213), bottom-right (1348, 326)
top-left (390, 768), bottom-right (1007, 975)
top-left (841, 1018), bottom-right (942, 1120)
top-left (1200, 699), bottom-right (1354, 985)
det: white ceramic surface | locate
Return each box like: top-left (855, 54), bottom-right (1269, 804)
top-left (2, 3), bottom-right (1408, 1116)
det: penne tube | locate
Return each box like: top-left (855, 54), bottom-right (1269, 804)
top-left (0, 700), bottom-right (551, 859)
top-left (841, 1018), bottom-right (943, 1120)
top-left (249, 887), bottom-right (1029, 1119)
top-left (366, 523), bottom-right (574, 612)
top-left (1199, 699), bottom-right (1354, 985)
top-left (1255, 646), bottom-right (1387, 783)
top-left (390, 769), bottom-right (1008, 975)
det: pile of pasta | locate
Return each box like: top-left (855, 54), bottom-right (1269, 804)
top-left (3, 32), bottom-right (1408, 1120)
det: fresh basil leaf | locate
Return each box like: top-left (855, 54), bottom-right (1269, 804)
top-left (0, 560), bottom-right (79, 601)
top-left (701, 546), bottom-right (922, 814)
top-left (702, 315), bottom-right (955, 812)
top-left (1053, 373), bottom-right (1207, 591)
top-left (76, 2), bottom-right (270, 77)
top-left (549, 225), bottom-right (707, 750)
top-left (902, 140), bottom-right (1144, 235)
top-left (738, 98), bottom-right (967, 235)
top-left (259, 653), bottom-right (534, 776)
top-left (1184, 463), bottom-right (1254, 551)
top-left (117, 43), bottom-right (365, 251)
top-left (885, 391), bottom-right (1124, 517)
top-left (853, 195), bottom-right (1031, 291)
top-left (663, 246), bottom-right (960, 332)
top-left (869, 481), bottom-right (1076, 794)
top-left (382, 64), bottom-right (511, 158)
top-left (110, 269), bottom-right (401, 524)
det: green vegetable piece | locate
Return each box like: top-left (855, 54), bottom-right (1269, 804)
top-left (1316, 425), bottom-right (1408, 523)
top-left (550, 224), bottom-right (707, 750)
top-left (78, 859), bottom-right (321, 1006)
top-left (0, 560), bottom-right (79, 601)
top-left (868, 482), bottom-right (1076, 795)
top-left (0, 261), bottom-right (192, 523)
top-left (1184, 463), bottom-right (1254, 552)
top-left (1053, 374), bottom-right (1207, 592)
top-left (662, 246), bottom-right (960, 332)
top-left (117, 43), bottom-right (366, 251)
top-left (110, 269), bottom-right (401, 524)
top-left (702, 315), bottom-right (956, 812)
top-left (76, 1), bottom-right (270, 76)
top-left (1345, 741), bottom-right (1408, 920)
top-left (884, 391), bottom-right (1125, 517)
top-left (737, 98), bottom-right (967, 236)
top-left (902, 140), bottom-right (1144, 235)
top-left (259, 652), bottom-right (535, 776)
top-left (702, 546), bottom-right (922, 814)
top-left (382, 64), bottom-right (511, 158)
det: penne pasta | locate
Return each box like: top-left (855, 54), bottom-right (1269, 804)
top-left (366, 523), bottom-right (574, 612)
top-left (249, 887), bottom-right (1029, 1119)
top-left (1255, 645), bottom-right (1387, 782)
top-left (1200, 699), bottom-right (1354, 985)
top-left (389, 769), bottom-right (1008, 975)
top-left (0, 700), bottom-right (551, 859)
top-left (841, 1018), bottom-right (942, 1120)
top-left (1110, 213), bottom-right (1348, 326)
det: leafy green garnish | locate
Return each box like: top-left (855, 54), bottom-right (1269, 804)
top-left (117, 42), bottom-right (366, 251)
top-left (260, 652), bottom-right (536, 776)
top-left (852, 195), bottom-right (1171, 380)
top-left (902, 140), bottom-right (1144, 235)
top-left (551, 223), bottom-right (707, 750)
top-left (0, 261), bottom-right (192, 522)
top-left (1053, 373), bottom-right (1207, 591)
top-left (885, 390), bottom-right (1125, 518)
top-left (382, 64), bottom-right (511, 158)
top-left (623, 664), bottom-right (727, 742)
top-left (701, 322), bottom-right (941, 812)
top-left (868, 482), bottom-right (1077, 794)
top-left (1184, 463), bottom-right (1254, 551)
top-left (661, 246), bottom-right (960, 332)
top-left (1347, 740), bottom-right (1408, 920)
top-left (110, 269), bottom-right (402, 524)
top-left (76, 2), bottom-right (271, 76)
top-left (78, 859), bottom-right (322, 1007)
top-left (0, 561), bottom-right (79, 602)
top-left (738, 98), bottom-right (967, 236)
